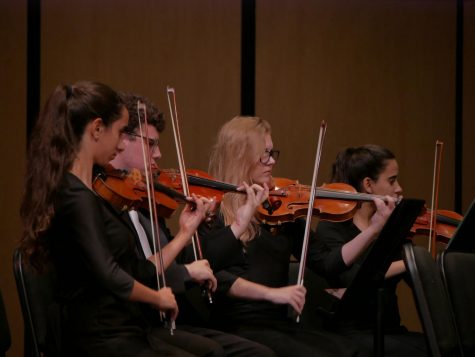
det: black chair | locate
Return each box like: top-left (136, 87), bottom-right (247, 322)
top-left (402, 243), bottom-right (461, 357)
top-left (0, 287), bottom-right (11, 357)
top-left (438, 250), bottom-right (475, 356)
top-left (13, 248), bottom-right (58, 357)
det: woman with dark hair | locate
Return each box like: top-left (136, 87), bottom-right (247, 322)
top-left (19, 81), bottom-right (213, 356)
top-left (198, 116), bottom-right (364, 357)
top-left (314, 145), bottom-right (427, 356)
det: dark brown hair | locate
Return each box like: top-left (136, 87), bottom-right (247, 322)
top-left (120, 92), bottom-right (165, 134)
top-left (20, 81), bottom-right (124, 270)
top-left (331, 144), bottom-right (395, 192)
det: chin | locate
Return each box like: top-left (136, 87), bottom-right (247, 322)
top-left (258, 177), bottom-right (273, 187)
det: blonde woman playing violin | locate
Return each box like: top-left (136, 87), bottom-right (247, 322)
top-left (198, 116), bottom-right (364, 357)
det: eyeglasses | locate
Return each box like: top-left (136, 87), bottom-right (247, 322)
top-left (260, 149), bottom-right (280, 164)
top-left (126, 131), bottom-right (159, 151)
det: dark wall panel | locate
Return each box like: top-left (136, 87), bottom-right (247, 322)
top-left (0, 1), bottom-right (27, 355)
top-left (256, 0), bottom-right (457, 211)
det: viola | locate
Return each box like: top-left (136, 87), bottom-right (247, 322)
top-left (256, 177), bottom-right (392, 225)
top-left (410, 207), bottom-right (463, 244)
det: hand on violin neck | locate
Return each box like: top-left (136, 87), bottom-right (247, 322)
top-left (178, 194), bottom-right (216, 237)
top-left (231, 182), bottom-right (269, 239)
top-left (367, 195), bottom-right (396, 235)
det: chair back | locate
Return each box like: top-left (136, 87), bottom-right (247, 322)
top-left (13, 248), bottom-right (58, 357)
top-left (439, 250), bottom-right (475, 356)
top-left (0, 287), bottom-right (11, 357)
top-left (402, 243), bottom-right (461, 357)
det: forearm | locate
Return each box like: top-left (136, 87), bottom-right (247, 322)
top-left (385, 260), bottom-right (405, 278)
top-left (341, 226), bottom-right (379, 266)
top-left (148, 230), bottom-right (189, 272)
top-left (128, 280), bottom-right (160, 304)
top-left (228, 277), bottom-right (272, 301)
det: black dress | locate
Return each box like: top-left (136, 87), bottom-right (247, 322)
top-left (198, 215), bottom-right (362, 357)
top-left (314, 219), bottom-right (427, 356)
top-left (47, 173), bottom-right (169, 356)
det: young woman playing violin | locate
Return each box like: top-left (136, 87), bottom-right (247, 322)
top-left (198, 116), bottom-right (363, 357)
top-left (109, 93), bottom-right (276, 357)
top-left (314, 145), bottom-right (427, 356)
top-left (19, 81), bottom-right (213, 356)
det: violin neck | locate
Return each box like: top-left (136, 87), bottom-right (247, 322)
top-left (187, 175), bottom-right (240, 193)
top-left (316, 188), bottom-right (386, 202)
top-left (153, 181), bottom-right (189, 203)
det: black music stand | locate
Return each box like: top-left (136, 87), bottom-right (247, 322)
top-left (446, 198), bottom-right (475, 253)
top-left (318, 198), bottom-right (425, 357)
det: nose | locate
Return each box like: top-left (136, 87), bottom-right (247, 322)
top-left (152, 145), bottom-right (162, 161)
top-left (267, 155), bottom-right (276, 166)
top-left (394, 181), bottom-right (403, 196)
top-left (117, 136), bottom-right (126, 152)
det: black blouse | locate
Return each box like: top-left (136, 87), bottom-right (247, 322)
top-left (47, 173), bottom-right (157, 347)
top-left (199, 215), bottom-right (319, 328)
top-left (314, 219), bottom-right (404, 333)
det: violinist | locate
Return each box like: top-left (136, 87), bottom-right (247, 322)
top-left (198, 116), bottom-right (363, 357)
top-left (110, 94), bottom-right (276, 357)
top-left (19, 81), bottom-right (198, 356)
top-left (314, 145), bottom-right (427, 356)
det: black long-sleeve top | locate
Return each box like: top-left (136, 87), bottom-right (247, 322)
top-left (199, 214), bottom-right (318, 328)
top-left (47, 173), bottom-right (157, 348)
top-left (314, 219), bottom-right (404, 333)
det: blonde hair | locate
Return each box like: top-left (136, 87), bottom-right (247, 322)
top-left (209, 116), bottom-right (271, 243)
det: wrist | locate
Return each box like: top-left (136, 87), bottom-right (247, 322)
top-left (365, 224), bottom-right (382, 240)
top-left (230, 222), bottom-right (244, 239)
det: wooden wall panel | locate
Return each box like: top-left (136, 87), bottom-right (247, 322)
top-left (0, 1), bottom-right (27, 355)
top-left (256, 0), bottom-right (457, 211)
top-left (41, 0), bottom-right (241, 171)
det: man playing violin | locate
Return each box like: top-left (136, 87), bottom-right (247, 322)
top-left (197, 116), bottom-right (364, 357)
top-left (110, 93), bottom-right (276, 357)
top-left (314, 145), bottom-right (427, 356)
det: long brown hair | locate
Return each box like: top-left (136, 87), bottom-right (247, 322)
top-left (20, 81), bottom-right (124, 270)
top-left (209, 116), bottom-right (271, 243)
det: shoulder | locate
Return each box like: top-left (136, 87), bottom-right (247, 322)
top-left (55, 173), bottom-right (102, 217)
top-left (316, 219), bottom-right (359, 240)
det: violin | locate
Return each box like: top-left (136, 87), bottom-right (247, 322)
top-left (256, 177), bottom-right (392, 225)
top-left (93, 165), bottom-right (188, 218)
top-left (410, 207), bottom-right (463, 244)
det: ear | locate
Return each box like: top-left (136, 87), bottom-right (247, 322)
top-left (90, 118), bottom-right (104, 140)
top-left (362, 177), bottom-right (373, 194)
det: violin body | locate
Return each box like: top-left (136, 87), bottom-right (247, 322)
top-left (93, 166), bottom-right (179, 217)
top-left (256, 178), bottom-right (359, 225)
top-left (410, 208), bottom-right (463, 243)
